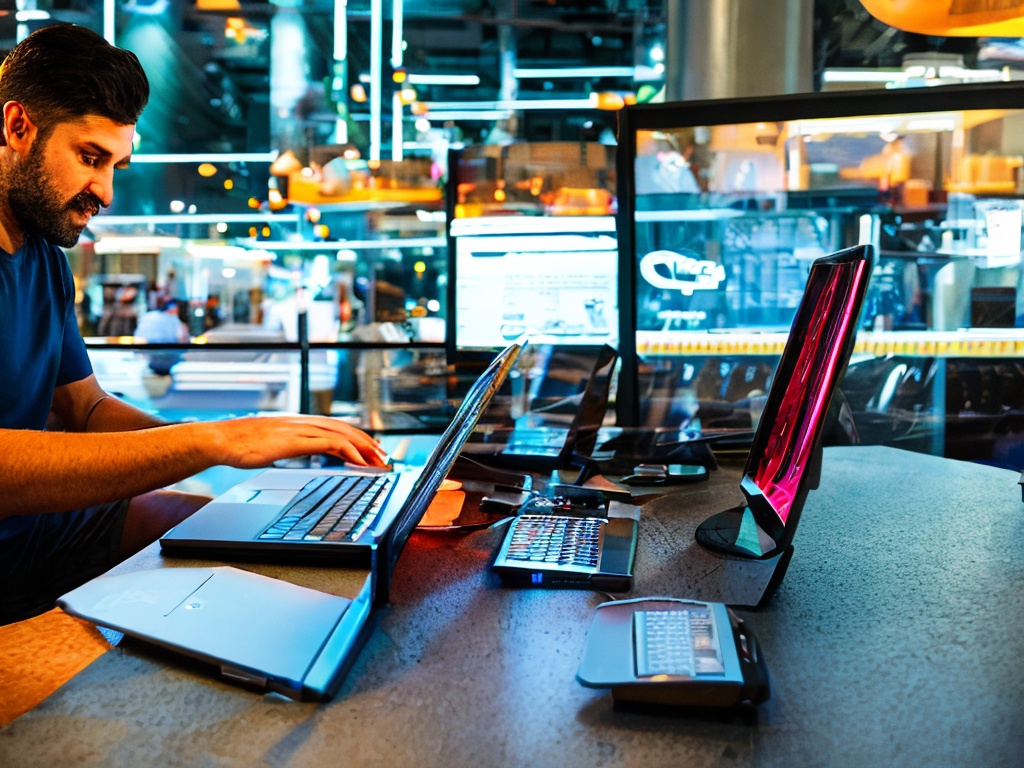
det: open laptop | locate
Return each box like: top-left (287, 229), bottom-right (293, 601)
top-left (58, 338), bottom-right (525, 701)
top-left (694, 243), bottom-right (874, 562)
top-left (160, 339), bottom-right (520, 570)
top-left (461, 344), bottom-right (618, 472)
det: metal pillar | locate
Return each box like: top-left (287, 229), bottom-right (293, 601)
top-left (665, 0), bottom-right (814, 101)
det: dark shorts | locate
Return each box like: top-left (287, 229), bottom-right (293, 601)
top-left (0, 500), bottom-right (130, 625)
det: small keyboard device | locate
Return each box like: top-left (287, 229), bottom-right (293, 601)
top-left (491, 492), bottom-right (638, 592)
top-left (259, 475), bottom-right (392, 543)
top-left (502, 515), bottom-right (603, 569)
top-left (577, 597), bottom-right (770, 708)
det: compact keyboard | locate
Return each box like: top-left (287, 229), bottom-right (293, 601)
top-left (634, 608), bottom-right (725, 678)
top-left (259, 474), bottom-right (392, 543)
top-left (503, 514), bottom-right (602, 568)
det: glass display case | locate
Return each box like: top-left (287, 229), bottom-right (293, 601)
top-left (617, 82), bottom-right (1024, 466)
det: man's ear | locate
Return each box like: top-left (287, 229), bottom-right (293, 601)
top-left (1, 101), bottom-right (35, 150)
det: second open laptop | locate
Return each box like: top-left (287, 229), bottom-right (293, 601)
top-left (460, 344), bottom-right (618, 472)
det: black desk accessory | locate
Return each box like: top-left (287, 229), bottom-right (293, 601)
top-left (490, 484), bottom-right (639, 592)
top-left (577, 597), bottom-right (770, 709)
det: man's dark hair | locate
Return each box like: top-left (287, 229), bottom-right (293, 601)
top-left (0, 23), bottom-right (149, 145)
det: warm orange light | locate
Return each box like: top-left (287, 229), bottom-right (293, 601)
top-left (413, 261), bottom-right (426, 274)
top-left (493, 189), bottom-right (506, 202)
top-left (392, 68), bottom-right (407, 84)
top-left (197, 163), bottom-right (218, 177)
top-left (859, 0), bottom-right (1024, 35)
top-left (306, 207), bottom-right (322, 224)
top-left (410, 101), bottom-right (429, 116)
top-left (261, 226), bottom-right (271, 237)
top-left (350, 83), bottom-right (367, 103)
top-left (267, 188), bottom-right (286, 211)
top-left (314, 224), bottom-right (330, 239)
top-left (223, 178), bottom-right (234, 190)
top-left (399, 87), bottom-right (417, 105)
top-left (595, 92), bottom-right (626, 111)
top-left (247, 197), bottom-right (261, 209)
top-left (225, 16), bottom-right (246, 42)
top-left (368, 159), bottom-right (381, 170)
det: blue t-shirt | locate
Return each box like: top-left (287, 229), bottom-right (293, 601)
top-left (0, 235), bottom-right (93, 430)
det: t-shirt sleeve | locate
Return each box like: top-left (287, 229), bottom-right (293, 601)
top-left (54, 259), bottom-right (93, 386)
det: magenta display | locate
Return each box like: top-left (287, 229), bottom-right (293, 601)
top-left (744, 251), bottom-right (873, 528)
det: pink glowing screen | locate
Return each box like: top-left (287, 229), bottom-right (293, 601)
top-left (744, 246), bottom-right (873, 527)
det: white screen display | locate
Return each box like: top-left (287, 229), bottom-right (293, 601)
top-left (451, 216), bottom-right (619, 350)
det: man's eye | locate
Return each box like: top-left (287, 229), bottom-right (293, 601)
top-left (81, 155), bottom-right (98, 167)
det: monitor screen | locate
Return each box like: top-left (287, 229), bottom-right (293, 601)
top-left (695, 245), bottom-right (873, 559)
top-left (450, 216), bottom-right (619, 351)
top-left (742, 245), bottom-right (872, 535)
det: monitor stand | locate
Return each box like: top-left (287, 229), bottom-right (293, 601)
top-left (694, 504), bottom-right (776, 559)
top-left (695, 433), bottom-right (826, 560)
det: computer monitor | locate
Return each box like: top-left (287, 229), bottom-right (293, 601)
top-left (448, 215), bottom-right (619, 353)
top-left (695, 244), bottom-right (873, 560)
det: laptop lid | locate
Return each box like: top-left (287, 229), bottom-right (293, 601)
top-left (547, 343), bottom-right (618, 462)
top-left (695, 244), bottom-right (874, 560)
top-left (375, 336), bottom-right (525, 602)
top-left (58, 565), bottom-right (375, 701)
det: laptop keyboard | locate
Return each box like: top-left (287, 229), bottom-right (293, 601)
top-left (504, 514), bottom-right (602, 568)
top-left (259, 474), bottom-right (392, 543)
top-left (634, 608), bottom-right (724, 678)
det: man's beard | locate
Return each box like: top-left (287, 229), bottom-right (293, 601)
top-left (6, 144), bottom-right (102, 248)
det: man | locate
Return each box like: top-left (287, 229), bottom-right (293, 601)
top-left (0, 24), bottom-right (387, 624)
top-left (134, 297), bottom-right (189, 376)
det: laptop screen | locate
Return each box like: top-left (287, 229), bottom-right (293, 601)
top-left (558, 344), bottom-right (619, 460)
top-left (697, 244), bottom-right (873, 558)
top-left (378, 337), bottom-right (525, 599)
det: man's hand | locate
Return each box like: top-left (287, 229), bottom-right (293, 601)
top-left (204, 415), bottom-right (388, 469)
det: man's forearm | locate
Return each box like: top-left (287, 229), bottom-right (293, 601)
top-left (0, 424), bottom-right (214, 518)
top-left (84, 393), bottom-right (169, 432)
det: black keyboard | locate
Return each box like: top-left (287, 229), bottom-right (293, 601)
top-left (503, 515), bottom-right (602, 568)
top-left (259, 474), bottom-right (392, 543)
